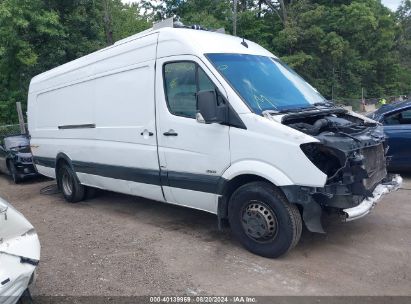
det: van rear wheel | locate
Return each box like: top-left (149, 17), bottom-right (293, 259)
top-left (57, 163), bottom-right (85, 203)
top-left (228, 181), bottom-right (302, 258)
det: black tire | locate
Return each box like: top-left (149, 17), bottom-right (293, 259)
top-left (17, 288), bottom-right (33, 304)
top-left (8, 161), bottom-right (21, 184)
top-left (85, 186), bottom-right (99, 200)
top-left (228, 181), bottom-right (302, 258)
top-left (57, 162), bottom-right (85, 203)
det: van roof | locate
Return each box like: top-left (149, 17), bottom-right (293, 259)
top-left (30, 27), bottom-right (275, 89)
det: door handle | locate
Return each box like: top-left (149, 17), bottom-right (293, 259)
top-left (140, 131), bottom-right (154, 136)
top-left (163, 130), bottom-right (178, 136)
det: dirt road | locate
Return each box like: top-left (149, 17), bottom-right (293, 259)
top-left (0, 175), bottom-right (410, 296)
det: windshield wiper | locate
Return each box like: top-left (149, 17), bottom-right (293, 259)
top-left (262, 108), bottom-right (315, 116)
top-left (279, 102), bottom-right (335, 114)
top-left (313, 101), bottom-right (335, 107)
top-left (277, 106), bottom-right (317, 114)
top-left (263, 101), bottom-right (335, 115)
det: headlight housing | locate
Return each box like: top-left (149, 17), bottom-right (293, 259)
top-left (300, 143), bottom-right (346, 178)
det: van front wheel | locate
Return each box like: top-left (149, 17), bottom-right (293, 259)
top-left (57, 163), bottom-right (85, 203)
top-left (228, 181), bottom-right (302, 258)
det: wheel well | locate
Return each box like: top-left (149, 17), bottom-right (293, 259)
top-left (219, 174), bottom-right (274, 219)
top-left (55, 157), bottom-right (72, 177)
top-left (56, 157), bottom-right (68, 171)
top-left (55, 152), bottom-right (75, 173)
top-left (55, 155), bottom-right (81, 185)
top-left (55, 158), bottom-right (67, 188)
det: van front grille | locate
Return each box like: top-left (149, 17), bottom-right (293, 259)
top-left (362, 144), bottom-right (387, 190)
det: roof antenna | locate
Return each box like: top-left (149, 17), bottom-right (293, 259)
top-left (241, 38), bottom-right (248, 48)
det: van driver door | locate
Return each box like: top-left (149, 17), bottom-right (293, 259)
top-left (155, 55), bottom-right (230, 214)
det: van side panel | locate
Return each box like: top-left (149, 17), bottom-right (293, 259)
top-left (29, 33), bottom-right (165, 202)
top-left (36, 81), bottom-right (94, 129)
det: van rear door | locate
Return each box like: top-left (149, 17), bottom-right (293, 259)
top-left (155, 56), bottom-right (230, 213)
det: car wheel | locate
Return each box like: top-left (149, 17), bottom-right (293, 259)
top-left (8, 161), bottom-right (21, 184)
top-left (57, 162), bottom-right (85, 203)
top-left (228, 181), bottom-right (302, 258)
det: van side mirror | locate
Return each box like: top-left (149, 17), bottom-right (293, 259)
top-left (196, 90), bottom-right (227, 124)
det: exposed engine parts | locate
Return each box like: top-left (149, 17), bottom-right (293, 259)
top-left (267, 107), bottom-right (395, 234)
top-left (283, 108), bottom-right (389, 214)
top-left (286, 112), bottom-right (375, 136)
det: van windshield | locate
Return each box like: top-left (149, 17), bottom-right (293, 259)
top-left (206, 53), bottom-right (327, 114)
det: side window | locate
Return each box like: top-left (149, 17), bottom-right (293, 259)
top-left (384, 108), bottom-right (411, 125)
top-left (401, 109), bottom-right (411, 122)
top-left (198, 67), bottom-right (225, 106)
top-left (164, 61), bottom-right (216, 118)
top-left (198, 67), bottom-right (214, 92)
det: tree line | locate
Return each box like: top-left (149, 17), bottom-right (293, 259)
top-left (0, 0), bottom-right (410, 124)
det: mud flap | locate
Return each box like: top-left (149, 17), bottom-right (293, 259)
top-left (217, 196), bottom-right (229, 230)
top-left (302, 201), bottom-right (325, 234)
top-left (280, 185), bottom-right (325, 234)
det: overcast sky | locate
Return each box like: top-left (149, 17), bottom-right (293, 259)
top-left (382, 0), bottom-right (402, 11)
top-left (121, 0), bottom-right (403, 12)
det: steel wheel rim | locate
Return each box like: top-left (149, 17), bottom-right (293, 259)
top-left (62, 171), bottom-right (73, 196)
top-left (241, 200), bottom-right (278, 243)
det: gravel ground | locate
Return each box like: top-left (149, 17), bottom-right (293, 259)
top-left (0, 174), bottom-right (410, 296)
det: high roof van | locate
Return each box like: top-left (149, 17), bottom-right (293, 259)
top-left (28, 20), bottom-right (401, 258)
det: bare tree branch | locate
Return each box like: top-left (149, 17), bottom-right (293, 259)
top-left (262, 0), bottom-right (288, 26)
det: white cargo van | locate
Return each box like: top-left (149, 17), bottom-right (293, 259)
top-left (28, 20), bottom-right (401, 257)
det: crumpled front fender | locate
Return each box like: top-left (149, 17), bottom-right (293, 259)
top-left (280, 185), bottom-right (325, 233)
top-left (0, 198), bottom-right (40, 261)
top-left (0, 197), bottom-right (40, 303)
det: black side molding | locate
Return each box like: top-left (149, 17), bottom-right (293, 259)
top-left (33, 156), bottom-right (56, 168)
top-left (58, 124), bottom-right (96, 130)
top-left (33, 156), bottom-right (226, 194)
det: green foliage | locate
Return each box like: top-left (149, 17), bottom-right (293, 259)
top-left (111, 1), bottom-right (150, 41)
top-left (0, 0), bottom-right (151, 124)
top-left (142, 0), bottom-right (411, 101)
top-left (0, 0), bottom-right (64, 123)
top-left (0, 0), bottom-right (410, 125)
top-left (396, 0), bottom-right (411, 90)
top-left (268, 0), bottom-right (408, 99)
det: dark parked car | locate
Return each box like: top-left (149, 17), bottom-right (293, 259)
top-left (368, 100), bottom-right (411, 171)
top-left (0, 134), bottom-right (37, 183)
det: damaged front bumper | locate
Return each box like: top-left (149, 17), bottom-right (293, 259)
top-left (14, 163), bottom-right (38, 179)
top-left (276, 107), bottom-right (401, 233)
top-left (281, 174), bottom-right (402, 233)
top-left (343, 174), bottom-right (402, 221)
